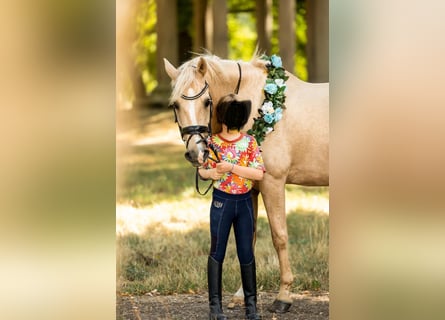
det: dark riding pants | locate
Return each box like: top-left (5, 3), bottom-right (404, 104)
top-left (209, 188), bottom-right (255, 265)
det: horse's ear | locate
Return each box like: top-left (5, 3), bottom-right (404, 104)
top-left (164, 58), bottom-right (179, 80)
top-left (196, 57), bottom-right (208, 77)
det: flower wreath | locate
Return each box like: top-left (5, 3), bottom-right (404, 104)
top-left (247, 54), bottom-right (289, 146)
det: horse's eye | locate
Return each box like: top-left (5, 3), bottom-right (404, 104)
top-left (204, 98), bottom-right (212, 108)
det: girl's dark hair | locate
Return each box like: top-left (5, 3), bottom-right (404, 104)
top-left (216, 94), bottom-right (252, 132)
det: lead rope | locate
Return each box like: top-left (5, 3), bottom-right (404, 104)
top-left (195, 143), bottom-right (220, 196)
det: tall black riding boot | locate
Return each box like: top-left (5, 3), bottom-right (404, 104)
top-left (240, 259), bottom-right (262, 320)
top-left (208, 256), bottom-right (228, 320)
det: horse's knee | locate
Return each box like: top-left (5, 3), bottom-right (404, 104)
top-left (272, 231), bottom-right (288, 251)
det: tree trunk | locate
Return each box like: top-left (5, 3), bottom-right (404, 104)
top-left (211, 0), bottom-right (228, 58)
top-left (255, 0), bottom-right (272, 55)
top-left (307, 0), bottom-right (329, 82)
top-left (278, 0), bottom-right (296, 72)
top-left (193, 0), bottom-right (207, 53)
top-left (150, 0), bottom-right (179, 108)
top-left (116, 0), bottom-right (146, 110)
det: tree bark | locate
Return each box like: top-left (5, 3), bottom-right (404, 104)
top-left (278, 0), bottom-right (296, 72)
top-left (211, 0), bottom-right (228, 58)
top-left (193, 0), bottom-right (207, 53)
top-left (255, 0), bottom-right (272, 55)
top-left (150, 0), bottom-right (179, 107)
top-left (116, 0), bottom-right (146, 109)
top-left (307, 0), bottom-right (329, 82)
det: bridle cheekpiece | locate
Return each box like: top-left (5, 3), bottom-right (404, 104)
top-left (172, 81), bottom-right (213, 150)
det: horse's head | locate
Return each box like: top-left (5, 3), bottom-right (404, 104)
top-left (164, 57), bottom-right (213, 167)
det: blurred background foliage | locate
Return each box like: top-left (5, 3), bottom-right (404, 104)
top-left (135, 0), bottom-right (157, 94)
top-left (133, 0), bottom-right (308, 99)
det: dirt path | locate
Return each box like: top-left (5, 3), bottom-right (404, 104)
top-left (117, 291), bottom-right (329, 320)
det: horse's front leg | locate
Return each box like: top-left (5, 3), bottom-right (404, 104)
top-left (261, 176), bottom-right (294, 313)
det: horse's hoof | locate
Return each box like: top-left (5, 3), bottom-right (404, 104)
top-left (228, 295), bottom-right (244, 309)
top-left (268, 299), bottom-right (292, 313)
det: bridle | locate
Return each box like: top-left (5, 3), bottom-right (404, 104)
top-left (173, 81), bottom-right (213, 152)
top-left (171, 62), bottom-right (242, 195)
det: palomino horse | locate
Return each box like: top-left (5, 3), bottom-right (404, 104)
top-left (164, 54), bottom-right (329, 313)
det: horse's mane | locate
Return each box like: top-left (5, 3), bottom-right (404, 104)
top-left (170, 52), bottom-right (268, 104)
top-left (170, 54), bottom-right (227, 103)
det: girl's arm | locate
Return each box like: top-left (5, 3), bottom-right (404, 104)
top-left (216, 161), bottom-right (264, 181)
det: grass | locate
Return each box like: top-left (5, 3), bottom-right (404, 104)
top-left (116, 210), bottom-right (328, 295)
top-left (116, 108), bottom-right (329, 295)
top-left (117, 143), bottom-right (194, 205)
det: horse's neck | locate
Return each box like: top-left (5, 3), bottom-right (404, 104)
top-left (209, 60), bottom-right (267, 133)
top-left (210, 60), bottom-right (266, 103)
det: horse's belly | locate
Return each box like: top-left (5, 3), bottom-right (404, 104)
top-left (286, 173), bottom-right (329, 186)
top-left (286, 160), bottom-right (329, 186)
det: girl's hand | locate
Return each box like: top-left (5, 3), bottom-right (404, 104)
top-left (198, 168), bottom-right (222, 180)
top-left (216, 161), bottom-right (233, 174)
top-left (209, 169), bottom-right (223, 180)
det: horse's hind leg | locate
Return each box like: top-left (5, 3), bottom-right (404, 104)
top-left (261, 177), bottom-right (294, 313)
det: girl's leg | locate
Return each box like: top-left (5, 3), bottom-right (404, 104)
top-left (233, 197), bottom-right (262, 320)
top-left (208, 192), bottom-right (235, 319)
top-left (208, 256), bottom-right (227, 320)
top-left (233, 197), bottom-right (255, 265)
top-left (209, 195), bottom-right (235, 262)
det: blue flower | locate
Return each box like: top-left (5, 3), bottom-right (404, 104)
top-left (248, 54), bottom-right (288, 146)
top-left (270, 55), bottom-right (282, 68)
top-left (263, 113), bottom-right (275, 124)
top-left (275, 108), bottom-right (283, 121)
top-left (264, 83), bottom-right (278, 94)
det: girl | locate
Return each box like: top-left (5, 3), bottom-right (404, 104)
top-left (198, 94), bottom-right (265, 320)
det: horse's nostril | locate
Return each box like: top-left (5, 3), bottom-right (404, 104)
top-left (184, 151), bottom-right (200, 167)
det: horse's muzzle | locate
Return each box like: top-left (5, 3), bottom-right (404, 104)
top-left (184, 149), bottom-right (209, 168)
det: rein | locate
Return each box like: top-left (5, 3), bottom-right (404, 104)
top-left (195, 143), bottom-right (220, 196)
top-left (174, 61), bottom-right (242, 195)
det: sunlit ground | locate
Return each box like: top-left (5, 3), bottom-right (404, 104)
top-left (117, 188), bottom-right (328, 235)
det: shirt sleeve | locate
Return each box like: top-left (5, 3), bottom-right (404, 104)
top-left (248, 136), bottom-right (266, 172)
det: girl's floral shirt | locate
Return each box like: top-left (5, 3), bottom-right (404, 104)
top-left (204, 133), bottom-right (265, 194)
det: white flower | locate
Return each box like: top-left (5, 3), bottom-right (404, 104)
top-left (265, 127), bottom-right (274, 135)
top-left (261, 101), bottom-right (274, 114)
top-left (275, 79), bottom-right (286, 87)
